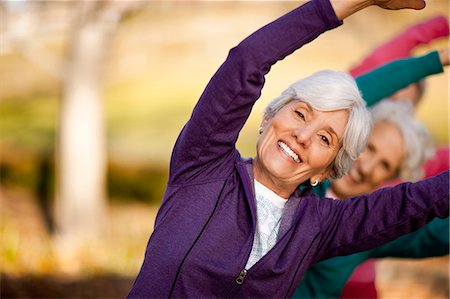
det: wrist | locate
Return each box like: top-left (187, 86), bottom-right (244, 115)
top-left (329, 0), bottom-right (374, 20)
top-left (438, 49), bottom-right (449, 66)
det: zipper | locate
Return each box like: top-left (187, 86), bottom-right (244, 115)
top-left (235, 268), bottom-right (248, 285)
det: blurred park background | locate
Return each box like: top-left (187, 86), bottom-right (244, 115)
top-left (0, 1), bottom-right (448, 298)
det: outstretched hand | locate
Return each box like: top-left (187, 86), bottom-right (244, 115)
top-left (373, 0), bottom-right (426, 10)
top-left (331, 0), bottom-right (426, 20)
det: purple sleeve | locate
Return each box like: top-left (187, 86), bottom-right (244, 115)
top-left (167, 0), bottom-right (342, 184)
top-left (317, 170), bottom-right (449, 260)
top-left (349, 15), bottom-right (449, 77)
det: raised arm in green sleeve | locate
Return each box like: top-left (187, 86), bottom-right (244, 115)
top-left (355, 51), bottom-right (444, 107)
top-left (370, 217), bottom-right (449, 258)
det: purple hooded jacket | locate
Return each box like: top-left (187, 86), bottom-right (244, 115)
top-left (128, 0), bottom-right (449, 297)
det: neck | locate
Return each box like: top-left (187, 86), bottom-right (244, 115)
top-left (329, 184), bottom-right (346, 200)
top-left (252, 160), bottom-right (298, 199)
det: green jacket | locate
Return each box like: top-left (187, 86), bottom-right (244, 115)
top-left (293, 50), bottom-right (448, 299)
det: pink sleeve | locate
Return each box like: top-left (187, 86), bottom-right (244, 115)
top-left (350, 15), bottom-right (449, 77)
top-left (423, 146), bottom-right (450, 178)
top-left (340, 260), bottom-right (377, 299)
top-left (381, 146), bottom-right (450, 189)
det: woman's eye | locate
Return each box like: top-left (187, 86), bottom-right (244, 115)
top-left (320, 135), bottom-right (330, 145)
top-left (381, 161), bottom-right (390, 171)
top-left (295, 111), bottom-right (305, 120)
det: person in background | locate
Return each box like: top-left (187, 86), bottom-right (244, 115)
top-left (127, 0), bottom-right (449, 297)
top-left (352, 14), bottom-right (449, 182)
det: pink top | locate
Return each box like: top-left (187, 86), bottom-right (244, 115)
top-left (424, 146), bottom-right (450, 178)
top-left (350, 15), bottom-right (449, 77)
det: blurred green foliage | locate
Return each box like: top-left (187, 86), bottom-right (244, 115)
top-left (0, 93), bottom-right (171, 205)
top-left (108, 163), bottom-right (167, 203)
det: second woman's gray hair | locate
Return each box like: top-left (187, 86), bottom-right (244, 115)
top-left (264, 70), bottom-right (372, 179)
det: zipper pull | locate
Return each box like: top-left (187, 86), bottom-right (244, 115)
top-left (235, 269), bottom-right (248, 285)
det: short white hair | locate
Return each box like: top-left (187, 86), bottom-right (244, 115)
top-left (264, 70), bottom-right (372, 179)
top-left (370, 99), bottom-right (434, 181)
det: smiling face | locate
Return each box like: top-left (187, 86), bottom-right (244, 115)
top-left (253, 100), bottom-right (349, 198)
top-left (331, 121), bottom-right (404, 199)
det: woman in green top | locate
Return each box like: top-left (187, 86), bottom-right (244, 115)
top-left (292, 48), bottom-right (449, 299)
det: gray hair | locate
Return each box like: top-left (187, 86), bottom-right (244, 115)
top-left (264, 70), bottom-right (372, 179)
top-left (370, 99), bottom-right (434, 181)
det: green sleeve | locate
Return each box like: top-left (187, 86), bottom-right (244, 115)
top-left (355, 51), bottom-right (443, 107)
top-left (370, 217), bottom-right (449, 258)
top-left (292, 252), bottom-right (370, 299)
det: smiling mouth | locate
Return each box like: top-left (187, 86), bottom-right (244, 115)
top-left (278, 141), bottom-right (301, 163)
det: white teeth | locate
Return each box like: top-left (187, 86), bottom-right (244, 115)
top-left (278, 141), bottom-right (300, 163)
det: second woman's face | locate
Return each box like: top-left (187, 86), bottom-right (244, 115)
top-left (331, 121), bottom-right (404, 199)
top-left (254, 100), bottom-right (348, 196)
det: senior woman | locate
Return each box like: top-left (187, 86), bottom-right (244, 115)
top-left (127, 0), bottom-right (448, 297)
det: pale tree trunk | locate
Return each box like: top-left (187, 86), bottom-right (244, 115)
top-left (55, 1), bottom-right (140, 270)
top-left (2, 0), bottom-right (141, 271)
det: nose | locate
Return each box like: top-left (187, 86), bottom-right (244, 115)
top-left (292, 125), bottom-right (313, 148)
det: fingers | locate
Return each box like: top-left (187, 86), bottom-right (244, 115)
top-left (407, 0), bottom-right (426, 10)
top-left (377, 0), bottom-right (426, 10)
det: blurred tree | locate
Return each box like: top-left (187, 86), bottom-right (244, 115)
top-left (1, 0), bottom-right (142, 266)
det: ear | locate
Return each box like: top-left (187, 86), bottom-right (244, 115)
top-left (259, 115), bottom-right (270, 133)
top-left (259, 115), bottom-right (270, 129)
top-left (311, 175), bottom-right (321, 183)
top-left (313, 171), bottom-right (330, 184)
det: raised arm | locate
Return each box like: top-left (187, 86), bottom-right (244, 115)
top-left (168, 0), bottom-right (343, 184)
top-left (350, 15), bottom-right (449, 77)
top-left (355, 50), bottom-right (444, 107)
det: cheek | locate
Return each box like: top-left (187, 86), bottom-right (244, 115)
top-left (308, 145), bottom-right (336, 168)
top-left (371, 169), bottom-right (391, 187)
